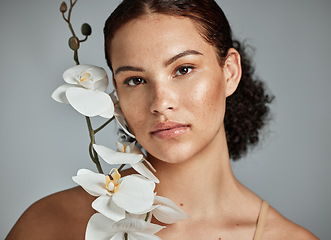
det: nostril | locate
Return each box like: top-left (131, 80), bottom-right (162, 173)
top-left (152, 105), bottom-right (174, 114)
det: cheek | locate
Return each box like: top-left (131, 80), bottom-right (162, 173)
top-left (118, 95), bottom-right (146, 135)
top-left (188, 76), bottom-right (226, 119)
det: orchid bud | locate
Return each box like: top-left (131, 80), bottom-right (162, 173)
top-left (60, 2), bottom-right (67, 13)
top-left (81, 23), bottom-right (92, 36)
top-left (68, 36), bottom-right (80, 50)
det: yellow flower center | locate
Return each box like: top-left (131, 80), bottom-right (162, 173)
top-left (123, 145), bottom-right (127, 153)
top-left (79, 72), bottom-right (92, 82)
top-left (106, 168), bottom-right (121, 194)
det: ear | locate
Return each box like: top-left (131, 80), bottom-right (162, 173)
top-left (223, 48), bottom-right (242, 97)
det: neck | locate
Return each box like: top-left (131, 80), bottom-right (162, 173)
top-left (147, 126), bottom-right (244, 219)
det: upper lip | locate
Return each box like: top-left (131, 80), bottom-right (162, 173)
top-left (151, 121), bottom-right (189, 133)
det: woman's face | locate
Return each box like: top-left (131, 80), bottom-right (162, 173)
top-left (110, 14), bottom-right (231, 163)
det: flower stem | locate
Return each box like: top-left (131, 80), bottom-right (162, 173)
top-left (145, 212), bottom-right (150, 222)
top-left (61, 0), bottom-right (81, 65)
top-left (61, 0), bottom-right (77, 38)
top-left (94, 116), bottom-right (115, 134)
top-left (79, 35), bottom-right (88, 42)
top-left (85, 116), bottom-right (103, 174)
top-left (124, 233), bottom-right (128, 240)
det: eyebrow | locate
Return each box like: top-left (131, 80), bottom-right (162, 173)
top-left (114, 66), bottom-right (144, 75)
top-left (164, 49), bottom-right (203, 67)
top-left (114, 49), bottom-right (203, 75)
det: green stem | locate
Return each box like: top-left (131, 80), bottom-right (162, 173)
top-left (145, 212), bottom-right (150, 222)
top-left (61, 2), bottom-right (76, 37)
top-left (68, 0), bottom-right (77, 28)
top-left (85, 116), bottom-right (103, 174)
top-left (94, 116), bottom-right (115, 134)
top-left (124, 233), bottom-right (128, 240)
top-left (74, 49), bottom-right (80, 65)
top-left (61, 0), bottom-right (80, 65)
top-left (79, 35), bottom-right (88, 42)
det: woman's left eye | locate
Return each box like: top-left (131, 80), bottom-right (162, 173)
top-left (175, 66), bottom-right (194, 76)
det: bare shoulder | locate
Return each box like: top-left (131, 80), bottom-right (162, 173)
top-left (264, 206), bottom-right (319, 240)
top-left (6, 186), bottom-right (95, 240)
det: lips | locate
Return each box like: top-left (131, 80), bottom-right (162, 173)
top-left (151, 121), bottom-right (189, 139)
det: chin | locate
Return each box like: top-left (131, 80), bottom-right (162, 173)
top-left (145, 141), bottom-right (201, 165)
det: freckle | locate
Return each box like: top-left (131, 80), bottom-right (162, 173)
top-left (180, 203), bottom-right (183, 206)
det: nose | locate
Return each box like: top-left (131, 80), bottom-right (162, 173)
top-left (149, 82), bottom-right (177, 114)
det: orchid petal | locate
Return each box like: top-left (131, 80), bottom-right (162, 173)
top-left (63, 65), bottom-right (108, 90)
top-left (112, 217), bottom-right (144, 232)
top-left (63, 65), bottom-right (88, 84)
top-left (130, 232), bottom-right (163, 240)
top-left (133, 205), bottom-right (158, 215)
top-left (62, 65), bottom-right (95, 83)
top-left (143, 158), bottom-right (156, 172)
top-left (110, 233), bottom-right (125, 240)
top-left (93, 144), bottom-right (143, 165)
top-left (66, 87), bottom-right (112, 117)
top-left (51, 83), bottom-right (73, 104)
top-left (86, 213), bottom-right (116, 240)
top-left (72, 169), bottom-right (107, 196)
top-left (152, 196), bottom-right (189, 224)
top-left (86, 67), bottom-right (108, 91)
top-left (128, 212), bottom-right (153, 221)
top-left (99, 102), bottom-right (115, 118)
top-left (114, 108), bottom-right (135, 138)
top-left (116, 141), bottom-right (144, 156)
top-left (130, 143), bottom-right (143, 155)
top-left (131, 162), bottom-right (159, 183)
top-left (113, 217), bottom-right (164, 234)
top-left (113, 175), bottom-right (155, 214)
top-left (116, 142), bottom-right (125, 152)
top-left (92, 196), bottom-right (126, 221)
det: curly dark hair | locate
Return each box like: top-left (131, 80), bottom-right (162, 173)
top-left (104, 0), bottom-right (274, 160)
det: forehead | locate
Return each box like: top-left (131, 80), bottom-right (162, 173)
top-left (109, 14), bottom-right (217, 67)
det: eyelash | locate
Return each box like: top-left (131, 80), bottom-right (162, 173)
top-left (123, 65), bottom-right (196, 86)
top-left (124, 77), bottom-right (146, 86)
top-left (174, 65), bottom-right (195, 77)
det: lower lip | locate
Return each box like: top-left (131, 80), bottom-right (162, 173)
top-left (152, 126), bottom-right (189, 139)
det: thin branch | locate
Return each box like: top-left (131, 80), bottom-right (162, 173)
top-left (94, 116), bottom-right (115, 134)
top-left (145, 212), bottom-right (150, 222)
top-left (61, 12), bottom-right (69, 23)
top-left (85, 116), bottom-right (103, 174)
top-left (79, 35), bottom-right (88, 42)
top-left (89, 142), bottom-right (95, 160)
top-left (74, 49), bottom-right (80, 65)
top-left (66, 0), bottom-right (76, 37)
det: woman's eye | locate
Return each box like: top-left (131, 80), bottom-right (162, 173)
top-left (175, 66), bottom-right (194, 76)
top-left (124, 77), bottom-right (146, 86)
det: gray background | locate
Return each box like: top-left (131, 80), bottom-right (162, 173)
top-left (1, 0), bottom-right (330, 239)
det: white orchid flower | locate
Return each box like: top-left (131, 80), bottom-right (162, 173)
top-left (151, 196), bottom-right (189, 224)
top-left (52, 64), bottom-right (114, 118)
top-left (128, 195), bottom-right (189, 225)
top-left (86, 213), bottom-right (164, 240)
top-left (93, 142), bottom-right (159, 183)
top-left (72, 169), bottom-right (155, 221)
top-left (110, 91), bottom-right (135, 137)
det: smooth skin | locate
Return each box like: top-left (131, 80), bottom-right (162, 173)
top-left (7, 14), bottom-right (318, 240)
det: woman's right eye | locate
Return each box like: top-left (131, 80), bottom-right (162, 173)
top-left (124, 77), bottom-right (146, 86)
